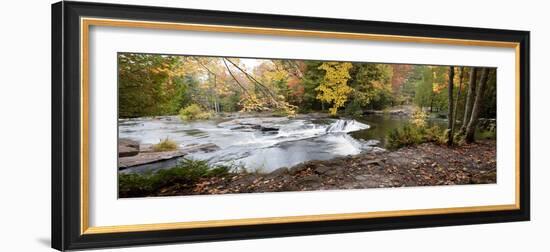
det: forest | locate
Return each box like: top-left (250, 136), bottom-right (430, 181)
top-left (117, 53), bottom-right (497, 197)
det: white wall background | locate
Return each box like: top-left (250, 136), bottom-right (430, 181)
top-left (0, 0), bottom-right (546, 251)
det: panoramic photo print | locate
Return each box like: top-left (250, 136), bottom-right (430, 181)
top-left (117, 53), bottom-right (497, 198)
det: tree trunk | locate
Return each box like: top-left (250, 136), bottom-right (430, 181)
top-left (429, 92), bottom-right (434, 113)
top-left (465, 68), bottom-right (489, 143)
top-left (460, 67), bottom-right (478, 134)
top-left (213, 74), bottom-right (219, 113)
top-left (452, 67), bottom-right (465, 132)
top-left (447, 66), bottom-right (455, 146)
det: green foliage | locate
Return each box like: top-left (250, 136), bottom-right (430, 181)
top-left (152, 138), bottom-right (178, 152)
top-left (178, 104), bottom-right (213, 121)
top-left (220, 90), bottom-right (241, 112)
top-left (410, 65), bottom-right (453, 113)
top-left (347, 63), bottom-right (394, 110)
top-left (477, 130), bottom-right (496, 140)
top-left (387, 123), bottom-right (445, 150)
top-left (118, 159), bottom-right (230, 198)
top-left (413, 66), bottom-right (433, 109)
top-left (345, 98), bottom-right (363, 117)
top-left (300, 61), bottom-right (324, 111)
top-left (118, 53), bottom-right (187, 117)
top-left (387, 124), bottom-right (422, 149)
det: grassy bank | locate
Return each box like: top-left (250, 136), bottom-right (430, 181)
top-left (119, 159), bottom-right (231, 198)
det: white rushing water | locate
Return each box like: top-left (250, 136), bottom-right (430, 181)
top-left (325, 119), bottom-right (370, 133)
top-left (119, 116), bottom-right (375, 173)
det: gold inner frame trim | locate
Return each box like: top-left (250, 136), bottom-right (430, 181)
top-left (80, 17), bottom-right (521, 235)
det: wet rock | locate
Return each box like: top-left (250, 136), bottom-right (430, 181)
top-left (370, 147), bottom-right (387, 153)
top-left (364, 140), bottom-right (381, 146)
top-left (230, 126), bottom-right (253, 131)
top-left (260, 126), bottom-right (279, 132)
top-left (227, 124), bottom-right (279, 133)
top-left (119, 138), bottom-right (140, 157)
top-left (195, 143), bottom-right (220, 153)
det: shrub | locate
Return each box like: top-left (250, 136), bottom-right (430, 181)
top-left (152, 138), bottom-right (178, 152)
top-left (423, 125), bottom-right (445, 143)
top-left (118, 159), bottom-right (230, 198)
top-left (387, 124), bottom-right (445, 150)
top-left (410, 108), bottom-right (427, 128)
top-left (387, 124), bottom-right (422, 150)
top-left (179, 104), bottom-right (213, 121)
top-left (477, 130), bottom-right (496, 140)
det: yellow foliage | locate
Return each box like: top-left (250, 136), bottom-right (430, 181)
top-left (432, 83), bottom-right (445, 93)
top-left (239, 94), bottom-right (269, 112)
top-left (410, 107), bottom-right (427, 128)
top-left (315, 62), bottom-right (353, 115)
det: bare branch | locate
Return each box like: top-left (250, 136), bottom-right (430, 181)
top-left (224, 58), bottom-right (280, 105)
top-left (222, 58), bottom-right (253, 99)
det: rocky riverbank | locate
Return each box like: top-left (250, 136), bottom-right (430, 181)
top-left (118, 138), bottom-right (220, 169)
top-left (138, 140), bottom-right (496, 197)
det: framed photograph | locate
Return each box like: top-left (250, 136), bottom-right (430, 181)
top-left (52, 1), bottom-right (530, 250)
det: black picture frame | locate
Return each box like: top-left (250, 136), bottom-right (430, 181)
top-left (52, 1), bottom-right (530, 251)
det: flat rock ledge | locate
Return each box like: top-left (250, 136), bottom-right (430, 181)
top-left (118, 143), bottom-right (219, 169)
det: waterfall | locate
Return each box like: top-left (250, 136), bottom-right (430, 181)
top-left (326, 119), bottom-right (369, 133)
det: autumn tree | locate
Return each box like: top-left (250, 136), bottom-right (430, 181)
top-left (390, 64), bottom-right (413, 105)
top-left (315, 62), bottom-right (353, 115)
top-left (118, 53), bottom-right (187, 117)
top-left (271, 60), bottom-right (306, 105)
top-left (348, 63), bottom-right (393, 111)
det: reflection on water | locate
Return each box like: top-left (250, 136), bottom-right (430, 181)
top-left (350, 115), bottom-right (445, 147)
top-left (119, 115), bottom-right (441, 173)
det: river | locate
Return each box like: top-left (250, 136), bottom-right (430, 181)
top-left (119, 114), bottom-right (444, 173)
